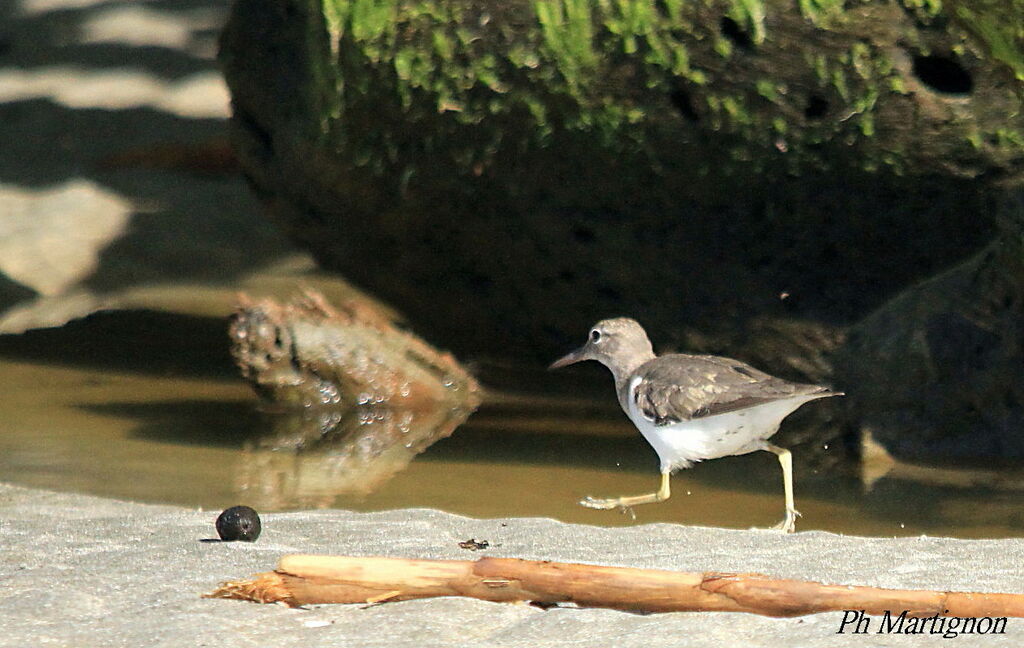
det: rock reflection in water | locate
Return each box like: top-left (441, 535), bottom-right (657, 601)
top-left (228, 289), bottom-right (482, 509)
top-left (237, 401), bottom-right (475, 509)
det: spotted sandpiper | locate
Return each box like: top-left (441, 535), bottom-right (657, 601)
top-left (550, 318), bottom-right (842, 533)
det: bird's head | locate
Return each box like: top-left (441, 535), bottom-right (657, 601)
top-left (549, 317), bottom-right (654, 376)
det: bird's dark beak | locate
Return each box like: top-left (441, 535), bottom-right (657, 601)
top-left (549, 346), bottom-right (588, 370)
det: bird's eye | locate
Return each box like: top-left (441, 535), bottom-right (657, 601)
top-left (590, 329), bottom-right (602, 343)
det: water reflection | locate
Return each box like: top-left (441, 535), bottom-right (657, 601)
top-left (1, 309), bottom-right (1024, 537)
top-left (236, 402), bottom-right (476, 508)
top-left (226, 290), bottom-right (483, 508)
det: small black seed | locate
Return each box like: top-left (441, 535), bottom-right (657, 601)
top-left (216, 505), bottom-right (262, 542)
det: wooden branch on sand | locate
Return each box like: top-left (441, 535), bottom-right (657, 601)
top-left (207, 555), bottom-right (1024, 618)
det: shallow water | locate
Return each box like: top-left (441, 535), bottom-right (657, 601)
top-left (2, 310), bottom-right (1024, 539)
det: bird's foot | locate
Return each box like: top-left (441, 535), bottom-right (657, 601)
top-left (579, 496), bottom-right (638, 519)
top-left (771, 508), bottom-right (801, 534)
top-left (581, 495), bottom-right (634, 515)
top-left (579, 495), bottom-right (621, 510)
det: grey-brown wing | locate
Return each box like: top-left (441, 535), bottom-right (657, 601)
top-left (631, 354), bottom-right (828, 425)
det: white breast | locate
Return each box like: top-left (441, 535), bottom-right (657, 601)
top-left (625, 376), bottom-right (820, 473)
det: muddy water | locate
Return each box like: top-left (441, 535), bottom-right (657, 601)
top-left (2, 310), bottom-right (1024, 539)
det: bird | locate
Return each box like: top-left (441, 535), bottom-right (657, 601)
top-left (549, 317), bottom-right (842, 532)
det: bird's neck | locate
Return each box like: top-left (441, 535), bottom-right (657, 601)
top-left (605, 350), bottom-right (655, 392)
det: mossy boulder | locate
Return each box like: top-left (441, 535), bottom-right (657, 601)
top-left (220, 0), bottom-right (1024, 460)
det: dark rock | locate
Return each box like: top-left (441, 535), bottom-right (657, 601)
top-left (835, 191), bottom-right (1024, 463)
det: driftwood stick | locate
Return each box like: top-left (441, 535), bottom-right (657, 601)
top-left (206, 555), bottom-right (1024, 618)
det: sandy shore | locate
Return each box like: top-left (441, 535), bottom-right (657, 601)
top-left (2, 482), bottom-right (1022, 647)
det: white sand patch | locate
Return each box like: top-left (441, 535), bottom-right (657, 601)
top-left (0, 67), bottom-right (230, 118)
top-left (0, 180), bottom-right (132, 295)
top-left (79, 5), bottom-right (224, 57)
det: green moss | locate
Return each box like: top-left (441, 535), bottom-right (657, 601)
top-left (309, 0), bottom-right (1021, 182)
top-left (850, 42), bottom-right (873, 79)
top-left (859, 112), bottom-right (875, 136)
top-left (809, 52), bottom-right (829, 84)
top-left (992, 128), bottom-right (1024, 147)
top-left (756, 79), bottom-right (779, 102)
top-left (798, 0), bottom-right (845, 25)
top-left (603, 0), bottom-right (648, 55)
top-left (831, 68), bottom-right (850, 102)
top-left (713, 36), bottom-right (733, 58)
top-left (950, 1), bottom-right (1024, 81)
top-left (431, 30), bottom-right (454, 60)
top-left (311, 0), bottom-right (768, 148)
top-left (315, 0), bottom-right (722, 154)
top-left (534, 0), bottom-right (597, 92)
top-left (899, 0), bottom-right (944, 20)
top-left (725, 0), bottom-right (766, 44)
top-left (721, 95), bottom-right (751, 124)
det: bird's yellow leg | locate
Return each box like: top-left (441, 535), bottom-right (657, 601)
top-left (579, 470), bottom-right (671, 511)
top-left (762, 442), bottom-right (800, 533)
